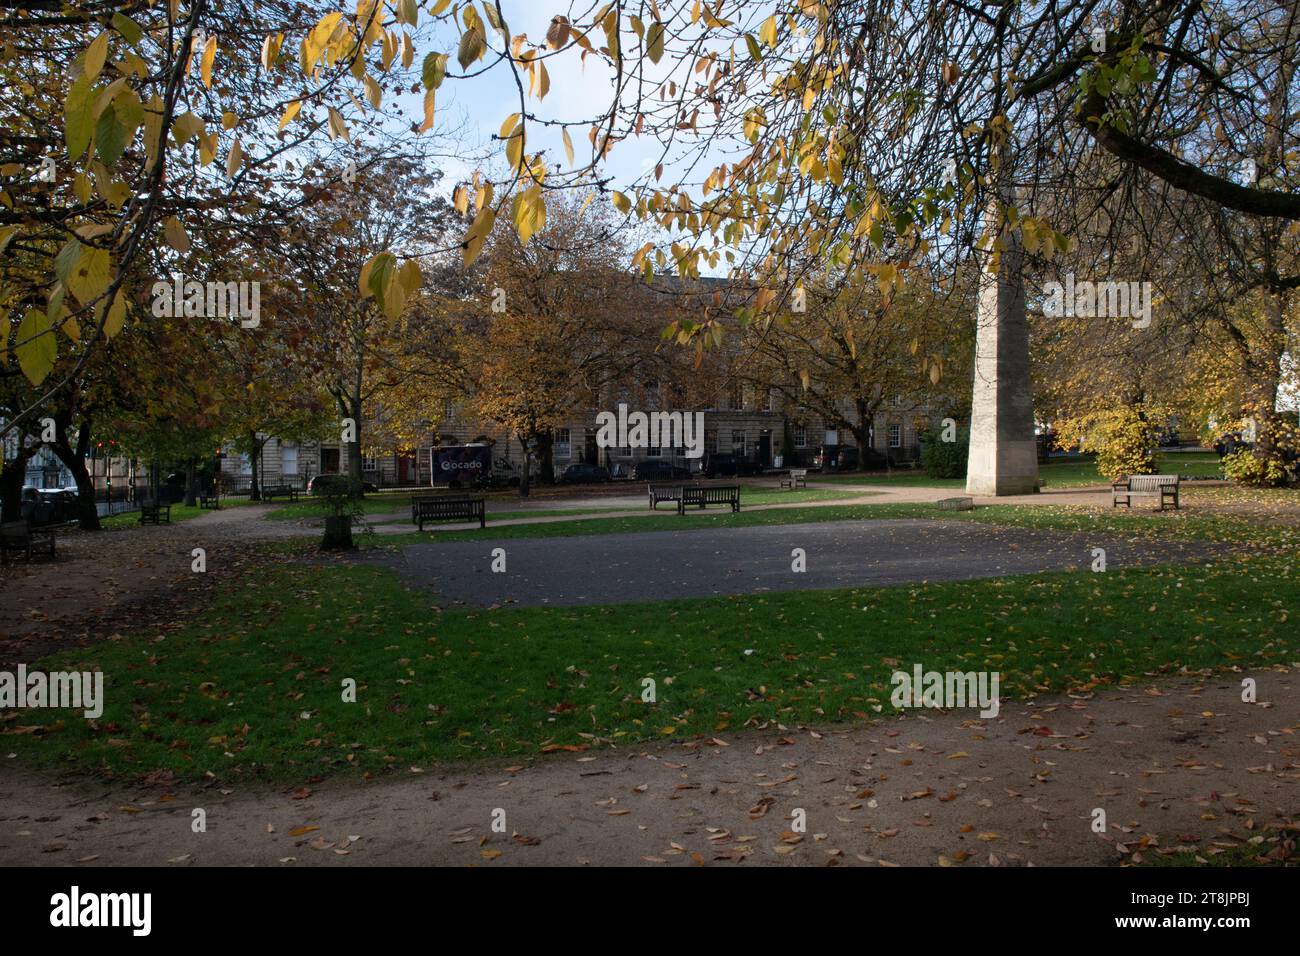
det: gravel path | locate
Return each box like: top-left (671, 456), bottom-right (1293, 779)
top-left (1, 671), bottom-right (1294, 866)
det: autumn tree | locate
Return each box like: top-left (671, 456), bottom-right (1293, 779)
top-left (466, 191), bottom-right (661, 483)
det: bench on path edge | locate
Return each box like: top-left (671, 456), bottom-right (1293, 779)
top-left (411, 496), bottom-right (486, 530)
top-left (679, 484), bottom-right (741, 515)
top-left (1112, 474), bottom-right (1180, 511)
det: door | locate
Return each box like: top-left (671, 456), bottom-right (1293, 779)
top-left (585, 428), bottom-right (598, 465)
top-left (397, 452), bottom-right (416, 484)
top-left (758, 430), bottom-right (771, 467)
top-left (320, 448), bottom-right (341, 473)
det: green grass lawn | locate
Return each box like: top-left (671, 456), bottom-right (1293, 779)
top-left (10, 547), bottom-right (1296, 784)
top-left (366, 491), bottom-right (1298, 549)
top-left (811, 453), bottom-right (1225, 489)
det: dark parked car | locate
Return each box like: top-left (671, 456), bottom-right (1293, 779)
top-left (307, 474), bottom-right (378, 495)
top-left (19, 487), bottom-right (78, 526)
top-left (631, 459), bottom-right (691, 481)
top-left (702, 453), bottom-right (761, 478)
top-left (811, 444), bottom-right (886, 472)
top-left (560, 462), bottom-right (611, 483)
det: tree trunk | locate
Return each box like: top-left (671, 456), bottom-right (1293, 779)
top-left (536, 432), bottom-right (555, 484)
top-left (184, 457), bottom-right (198, 507)
top-left (49, 421), bottom-right (101, 530)
top-left (848, 422), bottom-right (872, 471)
top-left (346, 393), bottom-right (364, 482)
top-left (518, 433), bottom-right (531, 498)
top-left (0, 449), bottom-right (33, 523)
top-left (249, 432), bottom-right (263, 500)
top-left (1247, 291), bottom-right (1287, 466)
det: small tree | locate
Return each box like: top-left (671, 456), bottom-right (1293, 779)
top-left (318, 477), bottom-right (366, 551)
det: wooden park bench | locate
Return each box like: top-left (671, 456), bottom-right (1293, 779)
top-left (138, 500), bottom-right (171, 524)
top-left (780, 468), bottom-right (808, 490)
top-left (679, 484), bottom-right (741, 515)
top-left (263, 485), bottom-right (299, 503)
top-left (199, 492), bottom-right (221, 510)
top-left (1112, 474), bottom-right (1180, 511)
top-left (647, 483), bottom-right (684, 510)
top-left (412, 496), bottom-right (486, 530)
top-left (1, 520), bottom-right (56, 564)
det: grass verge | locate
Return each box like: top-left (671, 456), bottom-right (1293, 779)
top-left (8, 550), bottom-right (1296, 783)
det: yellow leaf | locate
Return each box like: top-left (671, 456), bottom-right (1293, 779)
top-left (363, 74), bottom-right (382, 108)
top-left (419, 89), bottom-right (436, 133)
top-left (457, 26), bottom-right (485, 69)
top-left (163, 216), bottom-right (190, 252)
top-left (398, 259), bottom-right (422, 294)
top-left (200, 34), bottom-right (217, 88)
top-left (261, 33), bottom-right (283, 70)
top-left (97, 287), bottom-right (127, 339)
top-left (759, 15), bottom-right (778, 46)
top-left (15, 308), bottom-right (57, 386)
top-left (226, 138), bottom-right (243, 178)
top-left (562, 126), bottom-right (575, 167)
top-left (83, 33), bottom-right (109, 82)
top-left (278, 100), bottom-right (301, 131)
top-left (611, 191), bottom-right (631, 214)
top-left (462, 206), bottom-right (496, 267)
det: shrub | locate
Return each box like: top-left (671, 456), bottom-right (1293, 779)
top-left (920, 425), bottom-right (969, 479)
top-left (1222, 449), bottom-right (1289, 487)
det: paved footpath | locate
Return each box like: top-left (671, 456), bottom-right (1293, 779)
top-left (388, 518), bottom-right (1226, 608)
top-left (1, 672), bottom-right (1295, 866)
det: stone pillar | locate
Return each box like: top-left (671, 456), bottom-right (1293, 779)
top-left (965, 217), bottom-right (1039, 496)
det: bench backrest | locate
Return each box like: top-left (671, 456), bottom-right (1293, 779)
top-left (1, 520), bottom-right (31, 543)
top-left (789, 468), bottom-right (807, 477)
top-left (648, 484), bottom-right (683, 496)
top-left (683, 484), bottom-right (739, 500)
top-left (1127, 474), bottom-right (1179, 490)
top-left (417, 497), bottom-right (482, 515)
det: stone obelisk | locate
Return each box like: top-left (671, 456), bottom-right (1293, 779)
top-left (965, 208), bottom-right (1039, 496)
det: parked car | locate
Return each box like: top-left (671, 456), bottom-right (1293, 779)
top-left (18, 486), bottom-right (78, 526)
top-left (559, 462), bottom-right (611, 484)
top-left (702, 453), bottom-right (762, 478)
top-left (631, 459), bottom-right (691, 481)
top-left (810, 444), bottom-right (886, 472)
top-left (489, 456), bottom-right (540, 487)
top-left (307, 474), bottom-right (378, 495)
